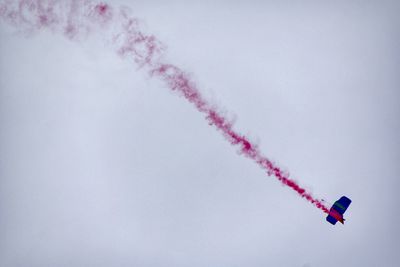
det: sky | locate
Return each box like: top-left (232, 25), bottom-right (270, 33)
top-left (0, 0), bottom-right (399, 266)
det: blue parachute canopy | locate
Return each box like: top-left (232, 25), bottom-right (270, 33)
top-left (326, 196), bottom-right (352, 225)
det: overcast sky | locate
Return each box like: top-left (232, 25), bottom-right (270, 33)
top-left (1, 0), bottom-right (399, 266)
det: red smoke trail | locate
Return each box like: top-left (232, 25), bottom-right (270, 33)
top-left (0, 0), bottom-right (329, 214)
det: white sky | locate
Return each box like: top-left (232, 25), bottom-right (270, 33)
top-left (1, 1), bottom-right (399, 266)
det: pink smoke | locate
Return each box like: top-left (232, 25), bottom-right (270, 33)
top-left (0, 0), bottom-right (329, 214)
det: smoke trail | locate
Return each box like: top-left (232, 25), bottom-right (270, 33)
top-left (0, 0), bottom-right (329, 214)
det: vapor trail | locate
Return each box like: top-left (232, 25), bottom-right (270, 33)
top-left (0, 0), bottom-right (329, 214)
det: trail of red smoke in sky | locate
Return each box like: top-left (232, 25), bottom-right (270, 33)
top-left (0, 0), bottom-right (329, 214)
